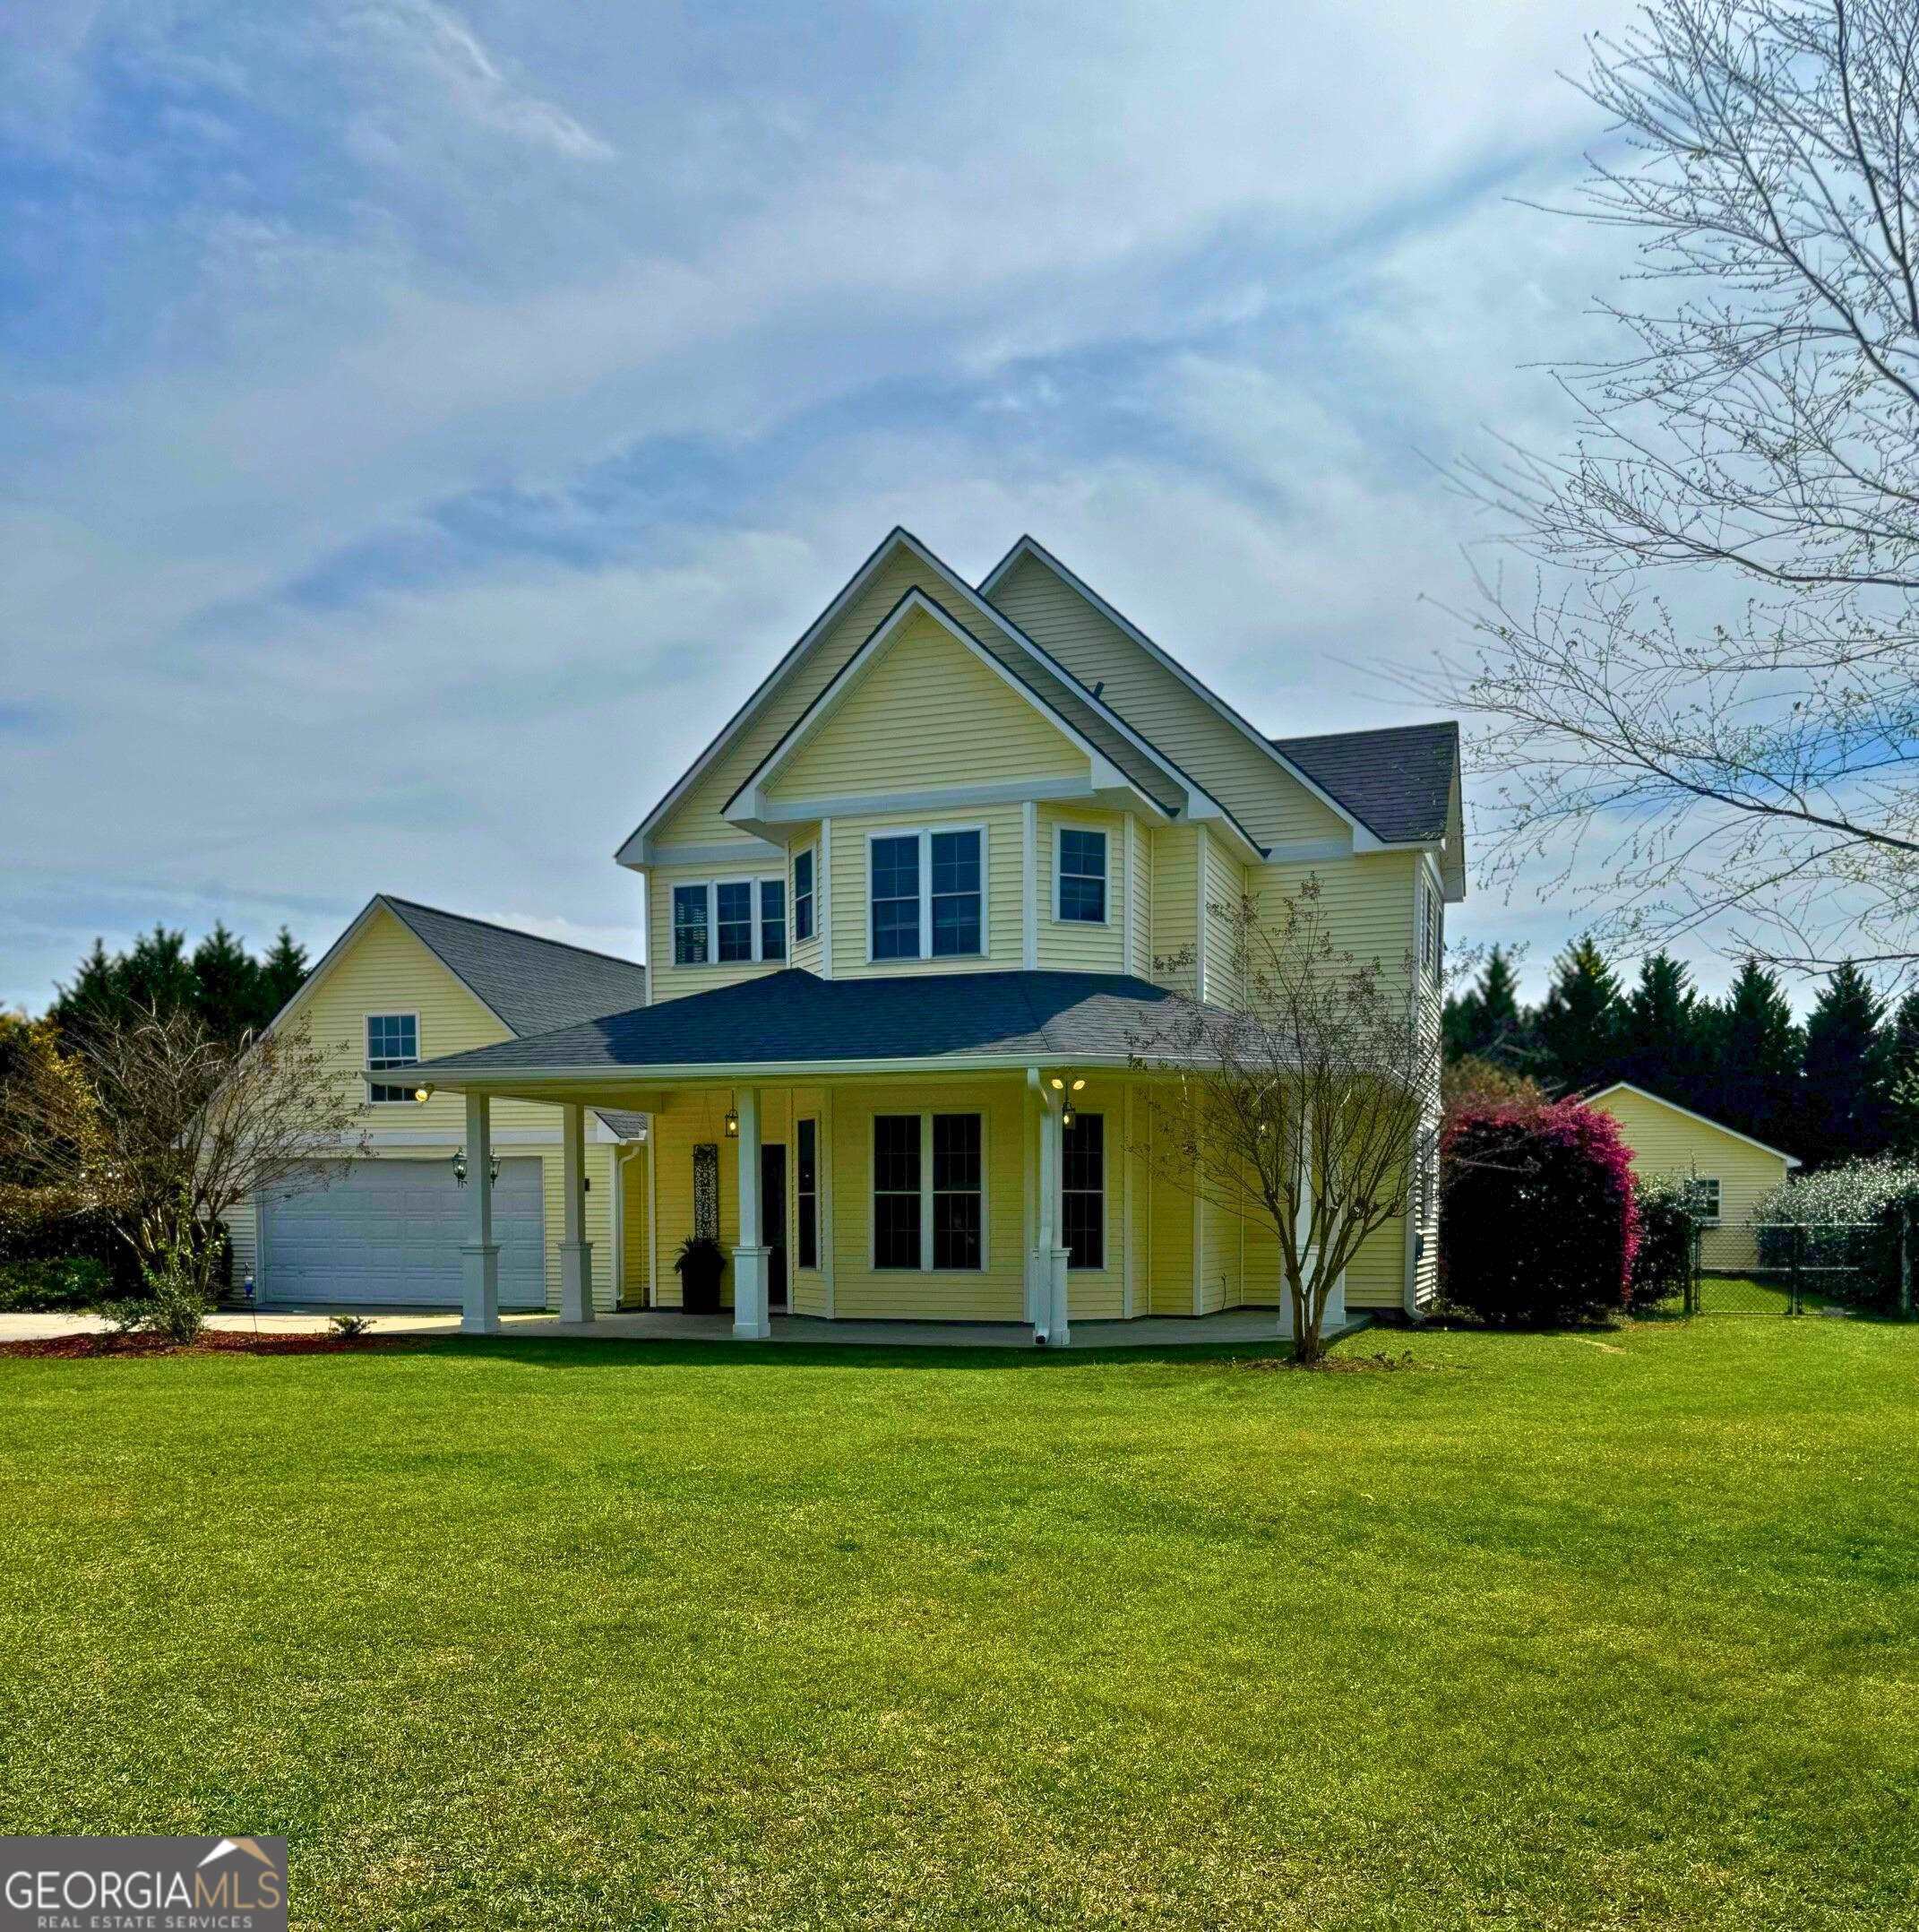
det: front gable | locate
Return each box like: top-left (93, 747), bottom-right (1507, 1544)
top-left (745, 595), bottom-right (1107, 813)
top-left (620, 529), bottom-right (1231, 866)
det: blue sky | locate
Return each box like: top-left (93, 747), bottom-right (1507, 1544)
top-left (1, 0), bottom-right (1650, 1013)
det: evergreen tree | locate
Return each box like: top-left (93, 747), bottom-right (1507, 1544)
top-left (1441, 945), bottom-right (1529, 1065)
top-left (1536, 938), bottom-right (1622, 1093)
top-left (49, 937), bottom-right (125, 1041)
top-left (1618, 952), bottom-right (1708, 1107)
top-left (258, 927), bottom-right (309, 1018)
top-left (190, 922), bottom-right (263, 1042)
top-left (1705, 959), bottom-right (1803, 1154)
top-left (1880, 990), bottom-right (1919, 1155)
top-left (1802, 963), bottom-right (1889, 1165)
top-left (118, 926), bottom-right (195, 1018)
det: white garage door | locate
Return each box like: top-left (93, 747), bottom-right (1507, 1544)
top-left (259, 1159), bottom-right (546, 1308)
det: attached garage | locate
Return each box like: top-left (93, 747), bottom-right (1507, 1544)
top-left (258, 1158), bottom-right (547, 1309)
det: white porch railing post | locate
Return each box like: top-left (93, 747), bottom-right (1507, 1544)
top-left (558, 1101), bottom-right (594, 1324)
top-left (460, 1091), bottom-right (500, 1334)
top-left (1029, 1072), bottom-right (1071, 1347)
top-left (733, 1088), bottom-right (770, 1340)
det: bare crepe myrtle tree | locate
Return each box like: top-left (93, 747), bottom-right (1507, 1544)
top-left (1433, 0), bottom-right (1919, 973)
top-left (1127, 880), bottom-right (1442, 1366)
top-left (1, 1005), bottom-right (370, 1304)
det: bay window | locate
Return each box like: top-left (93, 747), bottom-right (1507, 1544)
top-left (793, 848), bottom-right (815, 944)
top-left (667, 876), bottom-right (787, 968)
top-left (1056, 826), bottom-right (1108, 924)
top-left (1062, 1112), bottom-right (1105, 1269)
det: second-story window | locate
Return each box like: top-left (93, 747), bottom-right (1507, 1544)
top-left (870, 827), bottom-right (984, 962)
top-left (673, 885), bottom-right (710, 965)
top-left (793, 848), bottom-right (815, 944)
top-left (669, 877), bottom-right (786, 967)
top-left (761, 880), bottom-right (786, 961)
top-left (1056, 827), bottom-right (1108, 923)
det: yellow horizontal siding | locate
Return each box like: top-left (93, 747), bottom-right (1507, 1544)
top-left (1202, 833), bottom-right (1245, 1006)
top-left (1037, 806), bottom-right (1127, 974)
top-left (1591, 1089), bottom-right (1792, 1272)
top-left (986, 551), bottom-right (1349, 849)
top-left (1150, 825), bottom-right (1199, 996)
top-left (1252, 853), bottom-right (1417, 995)
top-left (769, 609), bottom-right (1087, 798)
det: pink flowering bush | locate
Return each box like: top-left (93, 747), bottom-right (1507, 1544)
top-left (1441, 1098), bottom-right (1640, 1325)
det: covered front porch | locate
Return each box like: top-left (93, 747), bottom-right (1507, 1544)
top-left (398, 968), bottom-right (1368, 1341)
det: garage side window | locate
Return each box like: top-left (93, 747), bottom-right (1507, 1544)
top-left (366, 1013), bottom-right (418, 1104)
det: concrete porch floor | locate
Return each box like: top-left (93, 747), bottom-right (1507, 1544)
top-left (0, 1307), bottom-right (1363, 1350)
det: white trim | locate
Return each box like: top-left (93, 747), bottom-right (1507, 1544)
top-left (1193, 826), bottom-right (1210, 1004)
top-left (821, 1088), bottom-right (837, 1315)
top-left (1123, 821), bottom-right (1140, 975)
top-left (646, 1125), bottom-right (658, 1308)
top-left (978, 534), bottom-right (1370, 841)
top-left (862, 821), bottom-right (989, 966)
top-left (405, 1048), bottom-right (1183, 1091)
top-left (1020, 803), bottom-right (1038, 969)
top-left (1122, 1083), bottom-right (1137, 1315)
top-left (868, 1107), bottom-right (988, 1274)
top-left (649, 839), bottom-right (785, 867)
top-left (754, 774), bottom-right (1119, 824)
top-left (1588, 1082), bottom-right (1803, 1168)
top-left (1052, 818), bottom-right (1113, 927)
top-left (726, 589), bottom-right (1128, 824)
top-left (818, 820), bottom-right (834, 979)
top-left (365, 1009), bottom-right (423, 1104)
top-left (1191, 1151), bottom-right (1204, 1315)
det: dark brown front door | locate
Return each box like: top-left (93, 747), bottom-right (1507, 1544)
top-left (762, 1143), bottom-right (788, 1307)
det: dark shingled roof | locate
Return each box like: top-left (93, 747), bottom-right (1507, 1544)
top-left (1268, 721), bottom-right (1459, 844)
top-left (379, 896), bottom-right (650, 1042)
top-left (410, 969), bottom-right (1226, 1077)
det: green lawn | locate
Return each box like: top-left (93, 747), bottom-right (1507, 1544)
top-left (4, 1322), bottom-right (1916, 1930)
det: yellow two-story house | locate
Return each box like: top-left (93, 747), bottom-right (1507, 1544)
top-left (405, 528), bottom-right (1465, 1339)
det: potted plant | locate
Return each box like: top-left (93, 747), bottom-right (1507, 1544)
top-left (674, 1236), bottom-right (727, 1314)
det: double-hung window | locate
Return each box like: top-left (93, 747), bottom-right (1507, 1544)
top-left (669, 878), bottom-right (785, 967)
top-left (869, 826), bottom-right (984, 961)
top-left (1691, 1177), bottom-right (1722, 1225)
top-left (796, 1118), bottom-right (819, 1268)
top-left (792, 849), bottom-right (815, 944)
top-left (1056, 827), bottom-right (1108, 924)
top-left (366, 1013), bottom-right (418, 1104)
top-left (1062, 1112), bottom-right (1105, 1269)
top-left (873, 1112), bottom-right (984, 1270)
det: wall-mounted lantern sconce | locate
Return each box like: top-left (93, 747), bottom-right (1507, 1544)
top-left (452, 1148), bottom-right (501, 1187)
top-left (414, 1086), bottom-right (432, 1104)
top-left (723, 1107), bottom-right (739, 1139)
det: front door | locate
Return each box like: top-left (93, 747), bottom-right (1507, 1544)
top-left (762, 1143), bottom-right (788, 1307)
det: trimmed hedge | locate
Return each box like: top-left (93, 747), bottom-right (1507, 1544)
top-left (0, 1255), bottom-right (112, 1312)
top-left (1441, 1099), bottom-right (1640, 1325)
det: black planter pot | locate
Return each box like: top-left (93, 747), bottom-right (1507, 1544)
top-left (676, 1250), bottom-right (726, 1315)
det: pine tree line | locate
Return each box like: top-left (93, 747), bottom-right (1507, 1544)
top-left (1445, 943), bottom-right (1919, 1169)
top-left (47, 924), bottom-right (311, 1048)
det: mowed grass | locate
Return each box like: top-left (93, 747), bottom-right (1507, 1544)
top-left (3, 1321), bottom-right (1916, 1930)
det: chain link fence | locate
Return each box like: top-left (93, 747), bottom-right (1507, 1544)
top-left (1686, 1215), bottom-right (1916, 1316)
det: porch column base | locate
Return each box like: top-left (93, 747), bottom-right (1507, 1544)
top-left (559, 1240), bottom-right (595, 1323)
top-left (460, 1242), bottom-right (501, 1334)
top-left (1280, 1274), bottom-right (1347, 1338)
top-left (732, 1245), bottom-right (771, 1340)
top-left (1030, 1245), bottom-right (1071, 1346)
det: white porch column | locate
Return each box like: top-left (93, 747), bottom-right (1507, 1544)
top-left (460, 1091), bottom-right (500, 1335)
top-left (732, 1087), bottom-right (770, 1339)
top-left (558, 1101), bottom-right (594, 1323)
top-left (1029, 1073), bottom-right (1071, 1347)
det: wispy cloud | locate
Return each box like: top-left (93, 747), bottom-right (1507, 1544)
top-left (0, 0), bottom-right (1657, 1009)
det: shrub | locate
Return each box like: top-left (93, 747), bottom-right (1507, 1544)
top-left (0, 1255), bottom-right (112, 1312)
top-left (328, 1313), bottom-right (374, 1340)
top-left (1628, 1175), bottom-right (1696, 1311)
top-left (1753, 1157), bottom-right (1919, 1310)
top-left (1441, 1098), bottom-right (1639, 1324)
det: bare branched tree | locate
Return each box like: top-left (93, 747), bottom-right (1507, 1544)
top-left (0, 1006), bottom-right (369, 1302)
top-left (1128, 882), bottom-right (1441, 1366)
top-left (1433, 0), bottom-right (1919, 974)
